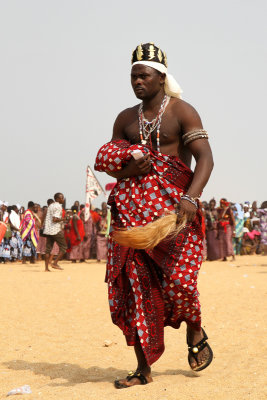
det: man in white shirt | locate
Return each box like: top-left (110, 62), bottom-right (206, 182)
top-left (43, 192), bottom-right (67, 271)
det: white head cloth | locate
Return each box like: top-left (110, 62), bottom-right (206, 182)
top-left (3, 201), bottom-right (8, 207)
top-left (132, 60), bottom-right (183, 99)
top-left (16, 203), bottom-right (22, 210)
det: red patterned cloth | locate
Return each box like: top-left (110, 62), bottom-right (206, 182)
top-left (95, 140), bottom-right (204, 366)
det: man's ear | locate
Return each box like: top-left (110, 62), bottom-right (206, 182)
top-left (160, 73), bottom-right (166, 85)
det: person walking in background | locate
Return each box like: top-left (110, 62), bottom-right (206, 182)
top-left (43, 193), bottom-right (67, 271)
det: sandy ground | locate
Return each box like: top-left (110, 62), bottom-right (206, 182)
top-left (0, 255), bottom-right (266, 400)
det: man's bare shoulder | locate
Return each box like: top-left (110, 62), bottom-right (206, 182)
top-left (112, 105), bottom-right (139, 140)
top-left (169, 98), bottom-right (203, 130)
top-left (170, 97), bottom-right (200, 117)
top-left (115, 104), bottom-right (139, 123)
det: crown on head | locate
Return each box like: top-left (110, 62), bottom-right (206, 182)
top-left (131, 42), bottom-right (168, 68)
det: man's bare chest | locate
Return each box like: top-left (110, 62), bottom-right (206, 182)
top-left (124, 113), bottom-right (182, 146)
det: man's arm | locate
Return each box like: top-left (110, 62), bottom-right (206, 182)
top-left (52, 205), bottom-right (64, 223)
top-left (177, 101), bottom-right (214, 221)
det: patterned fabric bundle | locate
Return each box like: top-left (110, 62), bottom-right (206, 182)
top-left (95, 140), bottom-right (204, 366)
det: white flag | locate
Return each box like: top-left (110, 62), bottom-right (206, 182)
top-left (84, 165), bottom-right (105, 221)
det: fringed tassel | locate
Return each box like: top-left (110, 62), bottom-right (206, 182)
top-left (111, 212), bottom-right (187, 250)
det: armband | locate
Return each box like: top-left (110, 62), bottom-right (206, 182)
top-left (183, 129), bottom-right (209, 146)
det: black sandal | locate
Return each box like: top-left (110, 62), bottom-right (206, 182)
top-left (187, 328), bottom-right (213, 372)
top-left (114, 370), bottom-right (148, 389)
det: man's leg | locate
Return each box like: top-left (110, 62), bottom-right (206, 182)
top-left (186, 325), bottom-right (212, 369)
top-left (51, 231), bottom-right (67, 270)
top-left (45, 235), bottom-right (54, 271)
top-left (162, 232), bottom-right (213, 371)
top-left (115, 336), bottom-right (153, 388)
top-left (52, 251), bottom-right (65, 270)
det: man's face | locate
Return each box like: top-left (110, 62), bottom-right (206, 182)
top-left (33, 204), bottom-right (38, 213)
top-left (131, 64), bottom-right (165, 100)
top-left (58, 194), bottom-right (65, 204)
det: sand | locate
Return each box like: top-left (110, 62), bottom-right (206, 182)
top-left (0, 255), bottom-right (266, 400)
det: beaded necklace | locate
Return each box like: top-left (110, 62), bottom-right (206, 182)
top-left (138, 95), bottom-right (170, 152)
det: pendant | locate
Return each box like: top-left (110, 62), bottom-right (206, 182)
top-left (141, 140), bottom-right (147, 145)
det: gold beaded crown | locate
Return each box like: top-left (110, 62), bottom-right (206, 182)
top-left (131, 42), bottom-right (168, 68)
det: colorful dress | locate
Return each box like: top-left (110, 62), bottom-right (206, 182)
top-left (67, 216), bottom-right (85, 260)
top-left (217, 206), bottom-right (235, 258)
top-left (0, 214), bottom-right (11, 261)
top-left (20, 210), bottom-right (38, 258)
top-left (95, 139), bottom-right (204, 366)
top-left (205, 210), bottom-right (220, 260)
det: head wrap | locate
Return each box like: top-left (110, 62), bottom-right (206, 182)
top-left (234, 203), bottom-right (244, 220)
top-left (3, 201), bottom-right (8, 207)
top-left (220, 199), bottom-right (229, 208)
top-left (131, 43), bottom-right (183, 99)
top-left (16, 203), bottom-right (21, 210)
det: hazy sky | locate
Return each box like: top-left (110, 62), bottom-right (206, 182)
top-left (1, 0), bottom-right (266, 208)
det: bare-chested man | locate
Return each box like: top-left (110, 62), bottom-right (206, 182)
top-left (95, 43), bottom-right (214, 388)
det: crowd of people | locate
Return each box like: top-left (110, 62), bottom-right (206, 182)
top-left (202, 198), bottom-right (267, 260)
top-left (0, 198), bottom-right (110, 266)
top-left (0, 197), bottom-right (266, 266)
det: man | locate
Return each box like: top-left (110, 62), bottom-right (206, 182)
top-left (43, 192), bottom-right (67, 271)
top-left (20, 201), bottom-right (38, 263)
top-left (95, 43), bottom-right (214, 388)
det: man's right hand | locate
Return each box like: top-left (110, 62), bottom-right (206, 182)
top-left (107, 154), bottom-right (151, 179)
top-left (129, 154), bottom-right (151, 176)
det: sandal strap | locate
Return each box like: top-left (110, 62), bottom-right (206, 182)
top-left (126, 371), bottom-right (148, 385)
top-left (187, 328), bottom-right (209, 355)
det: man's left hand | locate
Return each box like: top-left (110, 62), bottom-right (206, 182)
top-left (176, 199), bottom-right (197, 223)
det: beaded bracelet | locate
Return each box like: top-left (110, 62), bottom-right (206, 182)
top-left (180, 194), bottom-right (198, 208)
